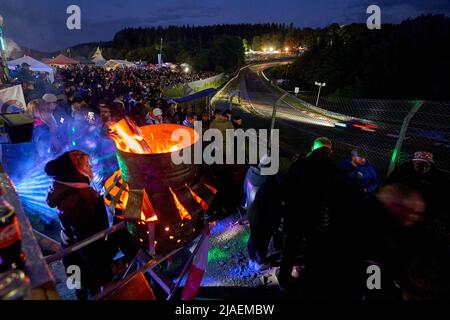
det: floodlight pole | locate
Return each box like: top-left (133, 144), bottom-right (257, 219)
top-left (315, 81), bottom-right (326, 107)
top-left (159, 38), bottom-right (163, 68)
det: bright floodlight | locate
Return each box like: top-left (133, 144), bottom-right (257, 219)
top-left (269, 47), bottom-right (274, 52)
top-left (184, 67), bottom-right (190, 73)
top-left (285, 47), bottom-right (289, 52)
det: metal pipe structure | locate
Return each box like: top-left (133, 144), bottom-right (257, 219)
top-left (0, 15), bottom-right (10, 84)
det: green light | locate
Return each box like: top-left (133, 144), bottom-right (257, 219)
top-left (390, 148), bottom-right (398, 166)
top-left (72, 141), bottom-right (76, 147)
top-left (208, 248), bottom-right (231, 262)
top-left (241, 231), bottom-right (250, 245)
top-left (71, 127), bottom-right (76, 134)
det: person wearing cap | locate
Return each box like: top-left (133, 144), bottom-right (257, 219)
top-left (42, 93), bottom-right (58, 113)
top-left (145, 107), bottom-right (163, 125)
top-left (244, 155), bottom-right (282, 271)
top-left (45, 150), bottom-right (114, 299)
top-left (339, 148), bottom-right (380, 193)
top-left (386, 151), bottom-right (449, 224)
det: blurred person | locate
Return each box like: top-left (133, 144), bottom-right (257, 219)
top-left (17, 62), bottom-right (33, 83)
top-left (26, 98), bottom-right (61, 159)
top-left (297, 182), bottom-right (440, 300)
top-left (201, 111), bottom-right (211, 129)
top-left (245, 155), bottom-right (283, 271)
top-left (210, 111), bottom-right (234, 141)
top-left (386, 151), bottom-right (449, 230)
top-left (53, 94), bottom-right (72, 125)
top-left (339, 149), bottom-right (380, 193)
top-left (45, 150), bottom-right (114, 299)
top-left (42, 93), bottom-right (58, 114)
top-left (232, 116), bottom-right (243, 129)
top-left (110, 102), bottom-right (125, 122)
top-left (182, 112), bottom-right (197, 129)
top-left (145, 107), bottom-right (163, 125)
top-left (128, 103), bottom-right (147, 126)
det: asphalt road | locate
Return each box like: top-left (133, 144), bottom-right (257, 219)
top-left (236, 63), bottom-right (399, 176)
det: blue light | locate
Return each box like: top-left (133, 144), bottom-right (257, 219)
top-left (14, 166), bottom-right (59, 223)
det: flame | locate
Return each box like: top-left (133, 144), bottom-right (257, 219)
top-left (186, 184), bottom-right (209, 211)
top-left (204, 183), bottom-right (218, 195)
top-left (104, 170), bottom-right (129, 210)
top-left (140, 191), bottom-right (158, 222)
top-left (109, 121), bottom-right (147, 154)
top-left (141, 211), bottom-right (158, 222)
top-left (104, 170), bottom-right (158, 222)
top-left (169, 187), bottom-right (192, 220)
top-left (109, 120), bottom-right (198, 155)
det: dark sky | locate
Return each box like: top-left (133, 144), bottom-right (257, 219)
top-left (1, 0), bottom-right (449, 52)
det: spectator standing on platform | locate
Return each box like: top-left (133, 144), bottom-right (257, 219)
top-left (339, 149), bottom-right (380, 193)
top-left (46, 150), bottom-right (113, 300)
top-left (386, 151), bottom-right (449, 240)
top-left (245, 155), bottom-right (282, 271)
top-left (278, 137), bottom-right (362, 291)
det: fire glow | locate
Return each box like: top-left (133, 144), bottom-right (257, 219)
top-left (109, 119), bottom-right (198, 155)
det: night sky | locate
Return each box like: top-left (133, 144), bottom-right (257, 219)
top-left (1, 0), bottom-right (449, 52)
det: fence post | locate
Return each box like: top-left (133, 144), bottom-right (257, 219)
top-left (388, 100), bottom-right (424, 175)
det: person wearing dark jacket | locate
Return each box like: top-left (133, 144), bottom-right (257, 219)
top-left (244, 155), bottom-right (282, 271)
top-left (339, 149), bottom-right (380, 193)
top-left (45, 150), bottom-right (113, 299)
top-left (385, 151), bottom-right (450, 247)
top-left (314, 183), bottom-right (450, 300)
top-left (277, 137), bottom-right (363, 291)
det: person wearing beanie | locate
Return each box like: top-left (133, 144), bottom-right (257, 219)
top-left (45, 150), bottom-right (113, 299)
top-left (385, 151), bottom-right (449, 225)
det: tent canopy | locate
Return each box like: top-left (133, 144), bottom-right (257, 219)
top-left (44, 54), bottom-right (80, 66)
top-left (8, 55), bottom-right (55, 82)
top-left (91, 47), bottom-right (107, 66)
top-left (103, 59), bottom-right (136, 69)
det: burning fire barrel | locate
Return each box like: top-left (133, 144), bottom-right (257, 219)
top-left (105, 120), bottom-right (216, 254)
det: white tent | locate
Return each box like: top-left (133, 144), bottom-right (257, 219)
top-left (91, 47), bottom-right (107, 66)
top-left (8, 55), bottom-right (55, 82)
top-left (103, 59), bottom-right (136, 70)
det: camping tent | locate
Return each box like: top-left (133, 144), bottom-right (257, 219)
top-left (44, 54), bottom-right (80, 66)
top-left (103, 59), bottom-right (136, 70)
top-left (91, 47), bottom-right (107, 66)
top-left (8, 55), bottom-right (55, 82)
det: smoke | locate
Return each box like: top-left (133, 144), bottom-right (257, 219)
top-left (4, 38), bottom-right (24, 59)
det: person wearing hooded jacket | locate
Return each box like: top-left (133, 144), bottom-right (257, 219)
top-left (244, 155), bottom-right (282, 271)
top-left (45, 150), bottom-right (113, 299)
top-left (277, 137), bottom-right (363, 291)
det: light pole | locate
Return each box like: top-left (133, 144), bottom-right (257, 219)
top-left (0, 14), bottom-right (10, 84)
top-left (158, 37), bottom-right (163, 68)
top-left (314, 81), bottom-right (326, 107)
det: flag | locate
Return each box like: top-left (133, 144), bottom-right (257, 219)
top-left (181, 228), bottom-right (210, 300)
top-left (0, 84), bottom-right (26, 113)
